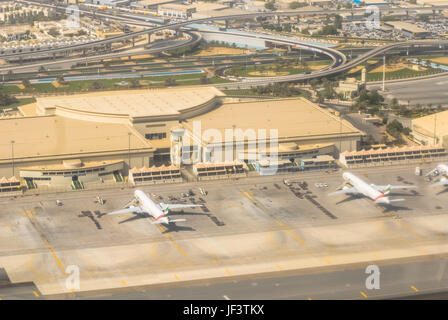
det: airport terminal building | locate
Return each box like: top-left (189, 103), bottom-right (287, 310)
top-left (0, 86), bottom-right (364, 191)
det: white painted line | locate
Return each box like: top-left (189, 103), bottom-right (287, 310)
top-left (223, 295), bottom-right (230, 300)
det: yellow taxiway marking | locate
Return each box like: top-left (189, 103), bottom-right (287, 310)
top-left (418, 248), bottom-right (427, 254)
top-left (25, 210), bottom-right (64, 270)
top-left (308, 298), bottom-right (312, 300)
top-left (276, 264), bottom-right (282, 270)
top-left (121, 280), bottom-right (127, 286)
top-left (156, 224), bottom-right (188, 258)
top-left (225, 269), bottom-right (232, 276)
top-left (373, 253), bottom-right (380, 259)
top-left (242, 191), bottom-right (305, 245)
top-left (325, 258), bottom-right (332, 265)
top-left (33, 291), bottom-right (39, 297)
top-left (411, 286), bottom-right (419, 292)
top-left (0, 297), bottom-right (3, 300)
top-left (70, 288), bottom-right (75, 293)
top-left (174, 274), bottom-right (180, 280)
top-left (360, 291), bottom-right (368, 298)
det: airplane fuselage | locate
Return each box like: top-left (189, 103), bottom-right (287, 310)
top-left (134, 189), bottom-right (164, 219)
top-left (342, 172), bottom-right (388, 203)
top-left (436, 164), bottom-right (448, 176)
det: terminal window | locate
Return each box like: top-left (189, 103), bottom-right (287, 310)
top-left (145, 132), bottom-right (167, 140)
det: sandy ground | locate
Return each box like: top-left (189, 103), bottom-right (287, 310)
top-left (370, 63), bottom-right (410, 73)
top-left (348, 65), bottom-right (364, 74)
top-left (130, 54), bottom-right (153, 60)
top-left (195, 47), bottom-right (248, 57)
top-left (248, 71), bottom-right (290, 76)
top-left (430, 57), bottom-right (448, 65)
top-left (51, 82), bottom-right (67, 88)
top-left (308, 64), bottom-right (328, 70)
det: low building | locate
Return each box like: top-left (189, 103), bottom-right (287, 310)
top-left (0, 176), bottom-right (21, 197)
top-left (158, 3), bottom-right (196, 18)
top-left (385, 21), bottom-right (431, 39)
top-left (339, 145), bottom-right (448, 168)
top-left (255, 155), bottom-right (337, 175)
top-left (412, 110), bottom-right (448, 146)
top-left (335, 77), bottom-right (366, 99)
top-left (129, 164), bottom-right (182, 185)
top-left (192, 161), bottom-right (246, 180)
top-left (20, 159), bottom-right (125, 190)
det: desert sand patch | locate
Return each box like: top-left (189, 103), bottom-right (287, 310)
top-left (51, 81), bottom-right (68, 88)
top-left (430, 57), bottom-right (448, 65)
top-left (131, 54), bottom-right (153, 59)
top-left (348, 65), bottom-right (364, 74)
top-left (248, 71), bottom-right (290, 76)
top-left (308, 64), bottom-right (328, 70)
top-left (370, 63), bottom-right (410, 73)
top-left (195, 47), bottom-right (247, 57)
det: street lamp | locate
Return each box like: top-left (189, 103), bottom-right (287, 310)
top-left (128, 133), bottom-right (132, 170)
top-left (11, 140), bottom-right (15, 177)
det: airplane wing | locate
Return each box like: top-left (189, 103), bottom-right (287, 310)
top-left (426, 168), bottom-right (439, 177)
top-left (431, 180), bottom-right (448, 187)
top-left (328, 187), bottom-right (360, 196)
top-left (106, 206), bottom-right (144, 215)
top-left (159, 203), bottom-right (203, 211)
top-left (372, 185), bottom-right (417, 190)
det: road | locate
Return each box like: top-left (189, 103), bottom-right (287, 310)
top-left (369, 72), bottom-right (448, 106)
top-left (11, 0), bottom-right (448, 59)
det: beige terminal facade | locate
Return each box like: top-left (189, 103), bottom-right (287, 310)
top-left (0, 86), bottom-right (363, 189)
top-left (412, 110), bottom-right (448, 147)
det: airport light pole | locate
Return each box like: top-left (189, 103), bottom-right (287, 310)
top-left (382, 55), bottom-right (386, 92)
top-left (128, 133), bottom-right (132, 170)
top-left (434, 113), bottom-right (437, 145)
top-left (11, 140), bottom-right (15, 177)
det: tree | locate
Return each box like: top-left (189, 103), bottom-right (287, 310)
top-left (0, 92), bottom-right (18, 106)
top-left (164, 77), bottom-right (177, 86)
top-left (200, 75), bottom-right (210, 85)
top-left (90, 81), bottom-right (104, 90)
top-left (264, 1), bottom-right (276, 10)
top-left (22, 78), bottom-right (32, 89)
top-left (129, 79), bottom-right (140, 88)
top-left (56, 74), bottom-right (66, 85)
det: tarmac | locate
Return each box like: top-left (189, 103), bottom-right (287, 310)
top-left (1, 163), bottom-right (448, 299)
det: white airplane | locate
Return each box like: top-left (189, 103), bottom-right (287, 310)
top-left (426, 164), bottom-right (448, 187)
top-left (329, 172), bottom-right (416, 204)
top-left (106, 189), bottom-right (202, 224)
